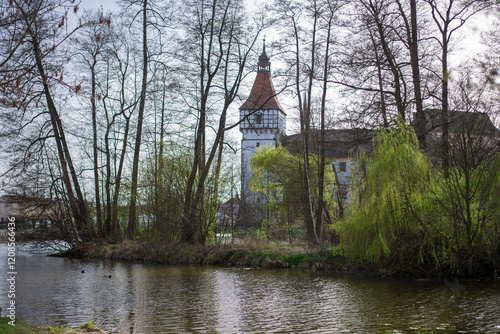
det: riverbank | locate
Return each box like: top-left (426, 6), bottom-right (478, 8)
top-left (57, 241), bottom-right (423, 278)
top-left (0, 317), bottom-right (106, 334)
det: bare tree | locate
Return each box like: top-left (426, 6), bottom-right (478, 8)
top-left (423, 0), bottom-right (494, 173)
top-left (0, 0), bottom-right (91, 240)
top-left (330, 0), bottom-right (416, 129)
top-left (359, 0), bottom-right (409, 122)
top-left (395, 0), bottom-right (426, 148)
top-left (101, 19), bottom-right (141, 241)
top-left (126, 0), bottom-right (149, 239)
top-left (177, 0), bottom-right (264, 244)
top-left (274, 0), bottom-right (342, 245)
top-left (72, 10), bottom-right (112, 238)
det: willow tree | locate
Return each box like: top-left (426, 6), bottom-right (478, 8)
top-left (250, 144), bottom-right (337, 243)
top-left (249, 144), bottom-right (297, 241)
top-left (337, 122), bottom-right (434, 265)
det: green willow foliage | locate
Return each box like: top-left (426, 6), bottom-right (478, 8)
top-left (248, 124), bottom-right (500, 275)
top-left (250, 144), bottom-right (336, 241)
top-left (336, 123), bottom-right (434, 265)
top-left (337, 122), bottom-right (500, 275)
top-left (432, 155), bottom-right (500, 274)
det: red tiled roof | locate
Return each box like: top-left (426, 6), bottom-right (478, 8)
top-left (240, 72), bottom-right (285, 113)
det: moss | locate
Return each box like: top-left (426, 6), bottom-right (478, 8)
top-left (79, 321), bottom-right (100, 332)
top-left (0, 317), bottom-right (105, 334)
top-left (0, 317), bottom-right (32, 334)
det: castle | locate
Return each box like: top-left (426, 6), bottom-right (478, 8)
top-left (236, 41), bottom-right (500, 226)
top-left (238, 42), bottom-right (372, 213)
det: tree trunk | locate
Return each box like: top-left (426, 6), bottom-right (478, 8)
top-left (409, 0), bottom-right (426, 150)
top-left (373, 11), bottom-right (406, 121)
top-left (127, 0), bottom-right (148, 239)
top-left (91, 59), bottom-right (101, 238)
top-left (32, 32), bottom-right (89, 240)
top-left (369, 28), bottom-right (389, 128)
top-left (317, 11), bottom-right (334, 241)
top-left (441, 29), bottom-right (450, 174)
top-left (111, 113), bottom-right (131, 242)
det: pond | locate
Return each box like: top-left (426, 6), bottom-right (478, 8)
top-left (1, 243), bottom-right (499, 333)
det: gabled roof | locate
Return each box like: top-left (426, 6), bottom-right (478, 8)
top-left (282, 110), bottom-right (500, 161)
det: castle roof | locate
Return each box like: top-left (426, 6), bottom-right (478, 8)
top-left (415, 109), bottom-right (500, 136)
top-left (240, 40), bottom-right (285, 113)
top-left (282, 128), bottom-right (374, 158)
top-left (282, 110), bottom-right (500, 160)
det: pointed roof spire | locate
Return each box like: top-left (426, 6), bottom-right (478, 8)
top-left (257, 36), bottom-right (270, 73)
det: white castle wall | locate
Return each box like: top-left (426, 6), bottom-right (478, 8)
top-left (240, 109), bottom-right (285, 202)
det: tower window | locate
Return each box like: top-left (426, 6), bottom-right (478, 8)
top-left (256, 114), bottom-right (262, 124)
top-left (339, 161), bottom-right (347, 172)
top-left (256, 142), bottom-right (260, 147)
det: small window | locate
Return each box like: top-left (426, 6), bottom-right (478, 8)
top-left (256, 142), bottom-right (260, 147)
top-left (339, 161), bottom-right (347, 172)
top-left (256, 114), bottom-right (262, 124)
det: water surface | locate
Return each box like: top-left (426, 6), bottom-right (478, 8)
top-left (1, 243), bottom-right (499, 333)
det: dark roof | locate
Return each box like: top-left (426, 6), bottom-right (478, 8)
top-left (416, 109), bottom-right (500, 136)
top-left (258, 42), bottom-right (270, 64)
top-left (282, 128), bottom-right (374, 158)
top-left (281, 111), bottom-right (499, 161)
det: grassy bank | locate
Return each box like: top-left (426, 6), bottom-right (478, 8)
top-left (0, 318), bottom-right (105, 334)
top-left (57, 241), bottom-right (396, 277)
top-left (44, 234), bottom-right (498, 278)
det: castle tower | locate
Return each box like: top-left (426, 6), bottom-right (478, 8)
top-left (239, 39), bottom-right (286, 204)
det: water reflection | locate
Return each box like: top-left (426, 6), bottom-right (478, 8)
top-left (1, 243), bottom-right (499, 333)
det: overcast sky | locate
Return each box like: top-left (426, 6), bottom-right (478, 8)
top-left (80, 0), bottom-right (118, 12)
